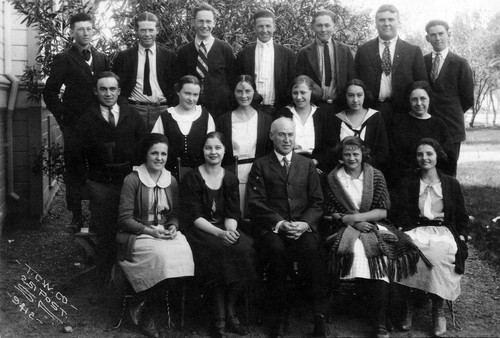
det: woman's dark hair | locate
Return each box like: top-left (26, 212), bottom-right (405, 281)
top-left (174, 75), bottom-right (201, 93)
top-left (333, 136), bottom-right (371, 164)
top-left (337, 78), bottom-right (374, 110)
top-left (232, 74), bottom-right (263, 108)
top-left (289, 75), bottom-right (323, 105)
top-left (140, 133), bottom-right (169, 162)
top-left (406, 80), bottom-right (434, 101)
top-left (415, 137), bottom-right (448, 164)
top-left (204, 131), bottom-right (228, 150)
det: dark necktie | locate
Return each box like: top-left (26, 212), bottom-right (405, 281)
top-left (323, 41), bottom-right (332, 86)
top-left (196, 42), bottom-right (209, 79)
top-left (283, 157), bottom-right (290, 176)
top-left (143, 48), bottom-right (152, 96)
top-left (431, 52), bottom-right (441, 83)
top-left (108, 107), bottom-right (115, 127)
top-left (82, 49), bottom-right (91, 61)
top-left (381, 41), bottom-right (392, 76)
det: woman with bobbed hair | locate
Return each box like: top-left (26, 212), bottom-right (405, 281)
top-left (216, 75), bottom-right (272, 215)
top-left (332, 78), bottom-right (389, 171)
top-left (152, 75), bottom-right (215, 174)
top-left (390, 137), bottom-right (469, 337)
top-left (323, 136), bottom-right (424, 338)
top-left (116, 133), bottom-right (195, 336)
top-left (275, 75), bottom-right (336, 173)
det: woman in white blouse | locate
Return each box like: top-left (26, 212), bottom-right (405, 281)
top-left (276, 75), bottom-right (335, 173)
top-left (152, 75), bottom-right (215, 174)
top-left (390, 138), bottom-right (469, 337)
top-left (216, 75), bottom-right (272, 216)
top-left (323, 136), bottom-right (422, 338)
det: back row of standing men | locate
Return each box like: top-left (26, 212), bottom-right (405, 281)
top-left (42, 2), bottom-right (473, 251)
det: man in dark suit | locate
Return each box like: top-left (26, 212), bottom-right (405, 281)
top-left (355, 4), bottom-right (428, 128)
top-left (247, 117), bottom-right (327, 337)
top-left (424, 19), bottom-right (474, 163)
top-left (296, 10), bottom-right (356, 111)
top-left (235, 9), bottom-right (296, 114)
top-left (43, 13), bottom-right (109, 229)
top-left (76, 71), bottom-right (146, 287)
top-left (177, 2), bottom-right (235, 119)
top-left (113, 12), bottom-right (178, 131)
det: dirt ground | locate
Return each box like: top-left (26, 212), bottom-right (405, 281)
top-left (1, 190), bottom-right (500, 338)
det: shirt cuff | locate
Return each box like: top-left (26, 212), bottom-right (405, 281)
top-left (273, 220), bottom-right (285, 233)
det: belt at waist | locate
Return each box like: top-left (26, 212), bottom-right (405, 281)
top-left (141, 219), bottom-right (168, 226)
top-left (128, 100), bottom-right (168, 106)
top-left (237, 157), bottom-right (255, 165)
top-left (417, 218), bottom-right (445, 226)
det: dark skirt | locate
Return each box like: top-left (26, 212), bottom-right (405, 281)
top-left (185, 226), bottom-right (257, 286)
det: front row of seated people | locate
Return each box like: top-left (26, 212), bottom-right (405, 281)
top-left (115, 121), bottom-right (468, 338)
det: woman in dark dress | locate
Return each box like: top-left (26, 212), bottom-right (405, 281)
top-left (216, 75), bottom-right (272, 216)
top-left (275, 75), bottom-right (336, 173)
top-left (332, 78), bottom-right (389, 171)
top-left (390, 138), bottom-right (469, 337)
top-left (182, 132), bottom-right (256, 338)
top-left (388, 81), bottom-right (456, 187)
top-left (152, 75), bottom-right (215, 174)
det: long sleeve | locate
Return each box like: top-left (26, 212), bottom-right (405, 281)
top-left (118, 174), bottom-right (145, 234)
top-left (43, 53), bottom-right (67, 122)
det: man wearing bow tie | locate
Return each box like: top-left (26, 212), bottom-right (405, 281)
top-left (44, 13), bottom-right (109, 230)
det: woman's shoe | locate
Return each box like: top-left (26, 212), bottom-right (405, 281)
top-left (401, 301), bottom-right (413, 331)
top-left (129, 300), bottom-right (145, 326)
top-left (226, 315), bottom-right (249, 335)
top-left (432, 297), bottom-right (447, 337)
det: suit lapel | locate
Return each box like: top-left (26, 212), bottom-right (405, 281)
top-left (368, 38), bottom-right (382, 70)
top-left (306, 42), bottom-right (322, 82)
top-left (268, 153), bottom-right (288, 182)
top-left (273, 42), bottom-right (281, 79)
top-left (248, 43), bottom-right (256, 76)
top-left (392, 38), bottom-right (403, 73)
top-left (287, 153), bottom-right (299, 182)
top-left (436, 52), bottom-right (452, 84)
top-left (68, 46), bottom-right (93, 78)
top-left (156, 45), bottom-right (164, 77)
top-left (131, 46), bottom-right (139, 82)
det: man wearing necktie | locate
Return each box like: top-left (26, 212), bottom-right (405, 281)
top-left (424, 20), bottom-right (474, 164)
top-left (177, 2), bottom-right (235, 119)
top-left (113, 12), bottom-right (179, 131)
top-left (247, 117), bottom-right (327, 337)
top-left (235, 9), bottom-right (296, 115)
top-left (76, 71), bottom-right (146, 290)
top-left (355, 4), bottom-right (428, 129)
top-left (296, 10), bottom-right (356, 112)
top-left (43, 13), bottom-right (109, 230)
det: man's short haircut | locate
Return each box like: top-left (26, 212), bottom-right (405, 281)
top-left (312, 10), bottom-right (335, 25)
top-left (376, 4), bottom-right (399, 17)
top-left (425, 20), bottom-right (450, 33)
top-left (253, 9), bottom-right (275, 23)
top-left (69, 13), bottom-right (93, 29)
top-left (95, 71), bottom-right (120, 87)
top-left (134, 12), bottom-right (158, 29)
top-left (192, 2), bottom-right (219, 19)
top-left (270, 116), bottom-right (295, 134)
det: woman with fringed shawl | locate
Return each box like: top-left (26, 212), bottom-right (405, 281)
top-left (324, 136), bottom-right (427, 338)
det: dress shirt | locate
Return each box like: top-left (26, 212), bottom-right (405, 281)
top-left (378, 36), bottom-right (398, 101)
top-left (74, 44), bottom-right (93, 69)
top-left (337, 167), bottom-right (364, 210)
top-left (151, 106), bottom-right (215, 135)
top-left (232, 112), bottom-right (258, 183)
top-left (287, 105), bottom-right (317, 154)
top-left (255, 39), bottom-right (276, 105)
top-left (418, 179), bottom-right (444, 220)
top-left (130, 43), bottom-right (166, 104)
top-left (195, 35), bottom-right (215, 54)
top-left (100, 103), bottom-right (119, 126)
top-left (432, 48), bottom-right (449, 78)
top-left (315, 38), bottom-right (337, 101)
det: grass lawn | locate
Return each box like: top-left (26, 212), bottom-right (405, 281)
top-left (458, 125), bottom-right (500, 263)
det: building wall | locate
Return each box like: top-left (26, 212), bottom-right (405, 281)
top-left (0, 1), bottom-right (8, 233)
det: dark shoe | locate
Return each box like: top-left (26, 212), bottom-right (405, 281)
top-left (129, 300), bottom-right (145, 326)
top-left (312, 314), bottom-right (327, 337)
top-left (226, 315), bottom-right (248, 335)
top-left (212, 319), bottom-right (226, 338)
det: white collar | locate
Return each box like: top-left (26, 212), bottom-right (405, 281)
top-left (169, 105), bottom-right (202, 122)
top-left (133, 164), bottom-right (171, 188)
top-left (336, 108), bottom-right (377, 126)
top-left (287, 105), bottom-right (318, 123)
top-left (419, 179), bottom-right (443, 197)
top-left (195, 35), bottom-right (215, 47)
top-left (337, 166), bottom-right (364, 181)
top-left (139, 43), bottom-right (156, 54)
top-left (257, 38), bottom-right (274, 48)
top-left (433, 48), bottom-right (449, 60)
top-left (378, 36), bottom-right (398, 46)
top-left (100, 103), bottom-right (118, 114)
top-left (274, 151), bottom-right (292, 163)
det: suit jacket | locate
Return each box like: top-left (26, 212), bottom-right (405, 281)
top-left (112, 44), bottom-right (179, 103)
top-left (276, 106), bottom-right (337, 172)
top-left (296, 39), bottom-right (356, 99)
top-left (235, 42), bottom-right (296, 107)
top-left (247, 152), bottom-right (323, 235)
top-left (177, 38), bottom-right (235, 117)
top-left (355, 37), bottom-right (428, 114)
top-left (215, 110), bottom-right (273, 166)
top-left (43, 45), bottom-right (109, 127)
top-left (389, 171), bottom-right (469, 273)
top-left (424, 51), bottom-right (474, 143)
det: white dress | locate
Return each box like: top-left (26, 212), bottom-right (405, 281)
top-left (231, 112), bottom-right (258, 215)
top-left (337, 167), bottom-right (389, 283)
top-left (396, 180), bottom-right (461, 301)
top-left (119, 165), bottom-right (195, 293)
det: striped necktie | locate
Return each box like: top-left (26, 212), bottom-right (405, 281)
top-left (196, 42), bottom-right (209, 79)
top-left (431, 52), bottom-right (441, 82)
